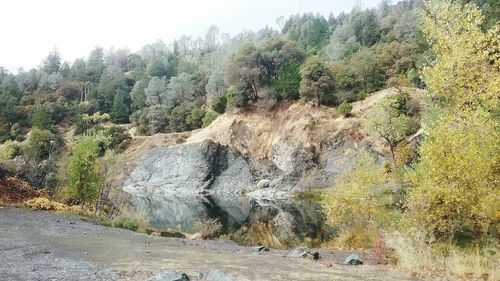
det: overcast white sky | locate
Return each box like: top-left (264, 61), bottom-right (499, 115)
top-left (1, 0), bottom-right (381, 73)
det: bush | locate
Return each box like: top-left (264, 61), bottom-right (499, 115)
top-left (321, 152), bottom-right (390, 249)
top-left (24, 197), bottom-right (68, 211)
top-left (27, 128), bottom-right (58, 161)
top-left (202, 111), bottom-right (219, 128)
top-left (0, 140), bottom-right (21, 159)
top-left (194, 218), bottom-right (222, 239)
top-left (337, 101), bottom-right (353, 117)
top-left (109, 209), bottom-right (150, 233)
top-left (185, 107), bottom-right (206, 130)
top-left (407, 114), bottom-right (498, 242)
top-left (212, 96), bottom-right (227, 114)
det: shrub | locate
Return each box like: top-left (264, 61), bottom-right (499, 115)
top-left (407, 114), bottom-right (498, 242)
top-left (0, 140), bottom-right (21, 159)
top-left (202, 111), bottom-right (219, 128)
top-left (185, 107), bottom-right (206, 130)
top-left (67, 135), bottom-right (100, 208)
top-left (24, 197), bottom-right (68, 211)
top-left (27, 128), bottom-right (58, 161)
top-left (212, 96), bottom-right (227, 114)
top-left (337, 101), bottom-right (353, 117)
top-left (321, 152), bottom-right (390, 249)
top-left (109, 209), bottom-right (150, 233)
top-left (194, 218), bottom-right (222, 239)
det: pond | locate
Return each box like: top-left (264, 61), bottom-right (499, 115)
top-left (131, 194), bottom-right (334, 249)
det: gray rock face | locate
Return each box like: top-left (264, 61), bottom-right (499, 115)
top-left (147, 272), bottom-right (190, 281)
top-left (124, 140), bottom-right (254, 195)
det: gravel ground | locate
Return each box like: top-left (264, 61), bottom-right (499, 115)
top-left (0, 207), bottom-right (424, 281)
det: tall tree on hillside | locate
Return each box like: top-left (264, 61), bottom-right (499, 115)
top-left (43, 47), bottom-right (61, 74)
top-left (299, 56), bottom-right (336, 106)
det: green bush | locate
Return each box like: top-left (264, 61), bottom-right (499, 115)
top-left (202, 111), bottom-right (219, 128)
top-left (337, 101), bottom-right (353, 117)
top-left (212, 96), bottom-right (227, 114)
top-left (186, 107), bottom-right (206, 130)
top-left (27, 128), bottom-right (58, 161)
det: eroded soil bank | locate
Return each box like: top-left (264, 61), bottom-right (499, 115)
top-left (0, 207), bottom-right (423, 281)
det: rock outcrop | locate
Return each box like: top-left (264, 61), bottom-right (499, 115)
top-left (124, 140), bottom-right (254, 196)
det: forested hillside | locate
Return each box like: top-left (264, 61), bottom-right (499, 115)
top-left (0, 0), bottom-right (432, 141)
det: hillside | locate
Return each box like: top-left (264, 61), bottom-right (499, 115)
top-left (121, 87), bottom-right (423, 197)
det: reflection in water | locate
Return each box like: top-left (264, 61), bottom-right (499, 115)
top-left (131, 194), bottom-right (334, 248)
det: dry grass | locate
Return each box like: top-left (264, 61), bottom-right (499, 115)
top-left (322, 226), bottom-right (378, 250)
top-left (194, 218), bottom-right (222, 240)
top-left (384, 231), bottom-right (499, 280)
top-left (23, 197), bottom-right (95, 217)
top-left (108, 208), bottom-right (150, 233)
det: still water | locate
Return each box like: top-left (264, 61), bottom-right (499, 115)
top-left (131, 194), bottom-right (334, 248)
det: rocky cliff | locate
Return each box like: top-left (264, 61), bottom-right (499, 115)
top-left (123, 88), bottom-right (421, 197)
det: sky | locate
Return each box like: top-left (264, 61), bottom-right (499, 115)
top-left (1, 0), bottom-right (381, 73)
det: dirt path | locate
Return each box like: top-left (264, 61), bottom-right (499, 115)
top-left (0, 207), bottom-right (423, 281)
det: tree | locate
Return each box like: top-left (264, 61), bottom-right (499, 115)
top-left (130, 77), bottom-right (150, 110)
top-left (406, 0), bottom-right (500, 242)
top-left (362, 95), bottom-right (418, 165)
top-left (224, 43), bottom-right (264, 101)
top-left (352, 10), bottom-right (381, 46)
top-left (349, 48), bottom-right (384, 94)
top-left (407, 114), bottom-right (499, 241)
top-left (321, 151), bottom-right (389, 248)
top-left (31, 106), bottom-right (52, 130)
top-left (144, 76), bottom-right (167, 106)
top-left (167, 73), bottom-right (195, 107)
top-left (272, 60), bottom-right (301, 100)
top-left (27, 128), bottom-right (57, 161)
top-left (87, 47), bottom-right (105, 84)
top-left (111, 92), bottom-right (129, 124)
top-left (43, 48), bottom-right (61, 74)
top-left (185, 107), bottom-right (206, 130)
top-left (97, 65), bottom-right (127, 111)
top-left (68, 136), bottom-right (100, 209)
top-left (421, 0), bottom-right (498, 113)
top-left (299, 56), bottom-right (336, 106)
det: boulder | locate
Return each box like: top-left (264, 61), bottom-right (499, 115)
top-left (256, 179), bottom-right (271, 189)
top-left (124, 140), bottom-right (253, 196)
top-left (287, 247), bottom-right (320, 260)
top-left (147, 271), bottom-right (190, 281)
top-left (287, 247), bottom-right (310, 258)
top-left (344, 253), bottom-right (363, 265)
top-left (199, 269), bottom-right (233, 281)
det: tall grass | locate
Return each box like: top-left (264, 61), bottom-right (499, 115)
top-left (109, 209), bottom-right (150, 233)
top-left (384, 231), bottom-right (499, 280)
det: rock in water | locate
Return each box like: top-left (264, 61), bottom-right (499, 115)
top-left (147, 272), bottom-right (190, 281)
top-left (199, 269), bottom-right (233, 281)
top-left (344, 253), bottom-right (363, 265)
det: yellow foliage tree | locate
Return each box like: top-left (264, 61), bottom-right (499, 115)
top-left (407, 0), bottom-right (500, 241)
top-left (407, 114), bottom-right (499, 240)
top-left (421, 0), bottom-right (499, 113)
top-left (321, 152), bottom-right (390, 248)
